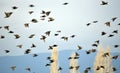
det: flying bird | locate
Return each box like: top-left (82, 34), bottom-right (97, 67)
top-left (33, 54), bottom-right (38, 57)
top-left (111, 17), bottom-right (117, 22)
top-left (31, 43), bottom-right (36, 48)
top-left (24, 23), bottom-right (29, 28)
top-left (105, 22), bottom-right (110, 27)
top-left (48, 17), bottom-right (54, 22)
top-left (29, 4), bottom-right (34, 7)
top-left (16, 44), bottom-right (22, 48)
top-left (28, 34), bottom-right (35, 38)
top-left (12, 6), bottom-right (18, 9)
top-left (46, 11), bottom-right (51, 16)
top-left (101, 1), bottom-right (108, 5)
top-left (10, 66), bottom-right (16, 71)
top-left (40, 35), bottom-right (46, 42)
top-left (24, 49), bottom-right (31, 54)
top-left (26, 67), bottom-right (31, 72)
top-left (9, 31), bottom-right (14, 33)
top-left (112, 55), bottom-right (119, 60)
top-left (28, 11), bottom-right (34, 14)
top-left (77, 45), bottom-right (82, 50)
top-left (86, 23), bottom-right (91, 26)
top-left (108, 34), bottom-right (114, 37)
top-left (101, 31), bottom-right (106, 36)
top-left (114, 45), bottom-right (119, 48)
top-left (4, 12), bottom-right (13, 18)
top-left (0, 35), bottom-right (5, 39)
top-left (4, 26), bottom-right (9, 30)
top-left (63, 2), bottom-right (68, 5)
top-left (5, 50), bottom-right (10, 53)
top-left (70, 35), bottom-right (76, 38)
top-left (31, 19), bottom-right (38, 23)
top-left (14, 34), bottom-right (20, 39)
top-left (58, 67), bottom-right (62, 71)
top-left (45, 31), bottom-right (51, 36)
top-left (112, 30), bottom-right (118, 34)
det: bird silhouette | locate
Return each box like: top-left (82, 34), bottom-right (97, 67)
top-left (0, 35), bottom-right (5, 39)
top-left (4, 26), bottom-right (9, 30)
top-left (111, 17), bottom-right (117, 22)
top-left (4, 12), bottom-right (13, 18)
top-left (12, 6), bottom-right (18, 9)
top-left (24, 23), bottom-right (29, 28)
top-left (63, 2), bottom-right (68, 5)
top-left (24, 49), bottom-right (31, 54)
top-left (105, 22), bottom-right (110, 27)
top-left (16, 44), bottom-right (22, 48)
top-left (31, 19), bottom-right (38, 23)
top-left (101, 1), bottom-right (108, 5)
top-left (77, 45), bottom-right (82, 50)
top-left (28, 34), bottom-right (35, 38)
top-left (31, 43), bottom-right (36, 48)
top-left (5, 50), bottom-right (10, 53)
top-left (28, 11), bottom-right (34, 14)
top-left (14, 34), bottom-right (20, 39)
top-left (10, 66), bottom-right (16, 71)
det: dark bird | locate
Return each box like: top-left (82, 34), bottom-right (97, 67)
top-left (47, 56), bottom-right (51, 60)
top-left (12, 6), bottom-right (18, 9)
top-left (56, 30), bottom-right (61, 33)
top-left (0, 35), bottom-right (5, 39)
top-left (0, 26), bottom-right (2, 29)
top-left (28, 34), bottom-right (35, 38)
top-left (91, 49), bottom-right (96, 53)
top-left (63, 2), bottom-right (68, 5)
top-left (101, 1), bottom-right (108, 5)
top-left (24, 23), bottom-right (29, 28)
top-left (108, 34), bottom-right (114, 37)
top-left (77, 45), bottom-right (82, 50)
top-left (86, 67), bottom-right (91, 71)
top-left (45, 63), bottom-right (51, 67)
top-left (26, 67), bottom-right (31, 72)
top-left (118, 23), bottom-right (120, 25)
top-left (93, 21), bottom-right (98, 23)
top-left (48, 17), bottom-right (54, 22)
top-left (41, 15), bottom-right (46, 18)
top-left (75, 52), bottom-right (79, 56)
top-left (92, 43), bottom-right (98, 47)
top-left (16, 44), bottom-right (22, 48)
top-left (75, 66), bottom-right (80, 70)
top-left (54, 34), bottom-right (59, 36)
top-left (28, 11), bottom-right (34, 14)
top-left (33, 54), bottom-right (38, 57)
top-left (46, 11), bottom-right (51, 16)
top-left (112, 55), bottom-right (119, 60)
top-left (9, 31), bottom-right (14, 33)
top-left (68, 57), bottom-right (73, 60)
top-left (45, 31), bottom-right (51, 36)
top-left (102, 52), bottom-right (110, 57)
top-left (100, 65), bottom-right (105, 69)
top-left (14, 34), bottom-right (20, 39)
top-left (31, 43), bottom-right (36, 48)
top-left (48, 46), bottom-right (53, 50)
top-left (86, 50), bottom-right (91, 54)
top-left (86, 23), bottom-right (91, 26)
top-left (4, 12), bottom-right (13, 18)
top-left (29, 4), bottom-right (34, 7)
top-left (31, 19), bottom-right (38, 23)
top-left (95, 40), bottom-right (99, 44)
top-left (74, 56), bottom-right (79, 59)
top-left (112, 67), bottom-right (117, 71)
top-left (41, 10), bottom-right (46, 14)
top-left (50, 59), bottom-right (54, 63)
top-left (84, 69), bottom-right (88, 73)
top-left (24, 49), bottom-right (31, 54)
top-left (5, 50), bottom-right (10, 53)
top-left (101, 31), bottom-right (106, 36)
top-left (53, 44), bottom-right (58, 47)
top-left (96, 66), bottom-right (100, 70)
top-left (111, 17), bottom-right (117, 22)
top-left (10, 66), bottom-right (16, 71)
top-left (58, 67), bottom-right (62, 71)
top-left (105, 22), bottom-right (110, 27)
top-left (70, 35), bottom-right (76, 38)
top-left (69, 66), bottom-right (74, 69)
top-left (112, 30), bottom-right (118, 34)
top-left (40, 35), bottom-right (46, 42)
top-left (4, 26), bottom-right (9, 30)
top-left (61, 36), bottom-right (68, 41)
top-left (114, 45), bottom-right (119, 48)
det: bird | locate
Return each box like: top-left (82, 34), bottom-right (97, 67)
top-left (70, 35), bottom-right (76, 38)
top-left (112, 30), bottom-right (118, 34)
top-left (58, 67), bottom-right (62, 71)
top-left (14, 34), bottom-right (20, 39)
top-left (95, 40), bottom-right (99, 44)
top-left (45, 31), bottom-right (51, 36)
top-left (75, 52), bottom-right (79, 56)
top-left (56, 30), bottom-right (61, 33)
top-left (24, 49), bottom-right (31, 54)
top-left (8, 31), bottom-right (14, 33)
top-left (45, 63), bottom-right (51, 67)
top-left (4, 26), bottom-right (9, 30)
top-left (29, 4), bottom-right (34, 7)
top-left (92, 43), bottom-right (98, 47)
top-left (111, 17), bottom-right (117, 22)
top-left (16, 44), bottom-right (22, 48)
top-left (69, 66), bottom-right (74, 69)
top-left (54, 34), bottom-right (59, 36)
top-left (96, 66), bottom-right (100, 70)
top-left (77, 45), bottom-right (82, 50)
top-left (0, 35), bottom-right (5, 39)
top-left (49, 59), bottom-right (54, 63)
top-left (63, 2), bottom-right (68, 5)
top-left (46, 11), bottom-right (51, 16)
top-left (28, 34), bottom-right (35, 38)
top-left (31, 43), bottom-right (36, 48)
top-left (91, 49), bottom-right (96, 53)
top-left (12, 6), bottom-right (18, 9)
top-left (75, 66), bottom-right (80, 70)
top-left (40, 35), bottom-right (46, 42)
top-left (4, 12), bottom-right (13, 18)
top-left (84, 69), bottom-right (88, 73)
top-left (24, 23), bottom-right (29, 28)
top-left (74, 56), bottom-right (79, 59)
top-left (48, 46), bottom-right (53, 50)
top-left (41, 10), bottom-right (46, 14)
top-left (68, 57), bottom-right (73, 60)
top-left (101, 1), bottom-right (108, 5)
top-left (102, 52), bottom-right (110, 57)
top-left (114, 45), bottom-right (119, 48)
top-left (4, 50), bottom-right (10, 53)
top-left (86, 67), bottom-right (91, 71)
top-left (100, 65), bottom-right (105, 69)
top-left (0, 26), bottom-right (2, 29)
top-left (105, 22), bottom-right (110, 27)
top-left (101, 31), bottom-right (106, 36)
top-left (112, 55), bottom-right (119, 60)
top-left (86, 23), bottom-right (91, 26)
top-left (112, 67), bottom-right (117, 71)
top-left (61, 36), bottom-right (68, 41)
top-left (33, 54), bottom-right (38, 57)
top-left (28, 11), bottom-right (34, 14)
top-left (86, 50), bottom-right (91, 54)
top-left (108, 34), bottom-right (114, 37)
top-left (47, 56), bottom-right (51, 60)
top-left (31, 19), bottom-right (38, 23)
top-left (48, 17), bottom-right (54, 22)
top-left (26, 67), bottom-right (31, 72)
top-left (93, 21), bottom-right (98, 23)
top-left (10, 66), bottom-right (16, 71)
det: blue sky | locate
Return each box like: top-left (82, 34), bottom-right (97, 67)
top-left (0, 0), bottom-right (120, 56)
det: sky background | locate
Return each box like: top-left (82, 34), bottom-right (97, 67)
top-left (0, 0), bottom-right (120, 56)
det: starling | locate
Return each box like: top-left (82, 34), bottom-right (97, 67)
top-left (4, 12), bottom-right (13, 18)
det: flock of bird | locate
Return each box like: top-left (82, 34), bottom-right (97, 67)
top-left (0, 0), bottom-right (120, 73)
